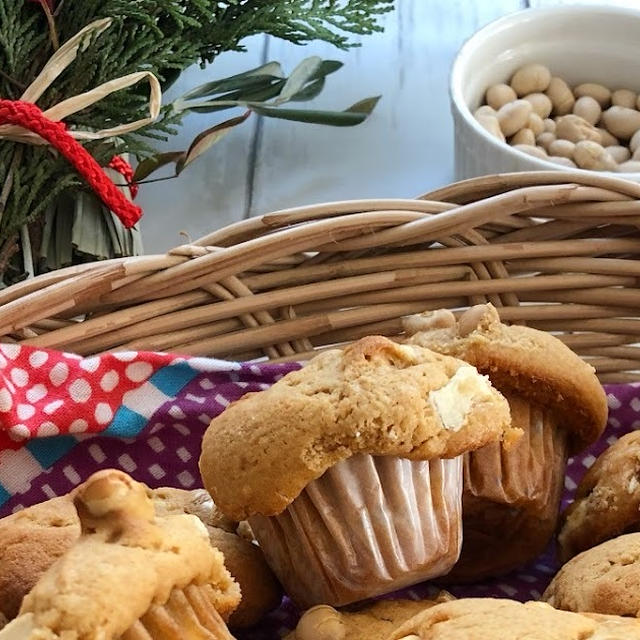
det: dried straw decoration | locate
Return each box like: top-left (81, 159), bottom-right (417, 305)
top-left (1, 171), bottom-right (640, 382)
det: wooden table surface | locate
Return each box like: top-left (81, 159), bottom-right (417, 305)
top-left (138, 0), bottom-right (634, 253)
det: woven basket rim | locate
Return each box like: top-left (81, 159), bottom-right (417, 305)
top-left (1, 170), bottom-right (639, 382)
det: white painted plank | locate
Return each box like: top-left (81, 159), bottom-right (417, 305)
top-left (138, 37), bottom-right (264, 253)
top-left (248, 0), bottom-right (524, 217)
top-left (530, 0), bottom-right (640, 6)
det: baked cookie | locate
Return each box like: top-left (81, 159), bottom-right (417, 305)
top-left (0, 495), bottom-right (79, 620)
top-left (558, 431), bottom-right (640, 562)
top-left (0, 484), bottom-right (279, 629)
top-left (200, 335), bottom-right (514, 607)
top-left (544, 532), bottom-right (640, 617)
top-left (388, 598), bottom-right (640, 639)
top-left (403, 304), bottom-right (606, 580)
top-left (287, 592), bottom-right (455, 640)
top-left (153, 487), bottom-right (282, 628)
top-left (0, 470), bottom-right (240, 639)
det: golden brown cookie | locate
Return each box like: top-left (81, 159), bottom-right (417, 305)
top-left (153, 487), bottom-right (282, 628)
top-left (403, 304), bottom-right (607, 452)
top-left (0, 470), bottom-right (240, 640)
top-left (558, 431), bottom-right (640, 563)
top-left (287, 593), bottom-right (455, 640)
top-left (0, 483), bottom-right (278, 630)
top-left (544, 532), bottom-right (640, 617)
top-left (388, 598), bottom-right (640, 639)
top-left (0, 496), bottom-right (79, 620)
top-left (200, 335), bottom-right (515, 521)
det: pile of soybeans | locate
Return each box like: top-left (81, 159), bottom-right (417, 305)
top-left (474, 63), bottom-right (640, 172)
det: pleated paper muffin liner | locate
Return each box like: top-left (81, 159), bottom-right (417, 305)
top-left (122, 584), bottom-right (234, 640)
top-left (249, 453), bottom-right (463, 609)
top-left (444, 392), bottom-right (568, 582)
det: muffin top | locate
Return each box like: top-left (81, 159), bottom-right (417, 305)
top-left (287, 593), bottom-right (455, 640)
top-left (544, 532), bottom-right (640, 617)
top-left (1, 470), bottom-right (240, 640)
top-left (403, 304), bottom-right (607, 452)
top-left (558, 431), bottom-right (640, 562)
top-left (388, 598), bottom-right (640, 639)
top-left (200, 335), bottom-right (515, 520)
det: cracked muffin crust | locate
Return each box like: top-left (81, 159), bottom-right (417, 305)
top-left (200, 335), bottom-right (515, 521)
top-left (388, 598), bottom-right (640, 639)
top-left (558, 431), bottom-right (640, 562)
top-left (0, 470), bottom-right (240, 640)
top-left (403, 304), bottom-right (607, 452)
top-left (544, 532), bottom-right (640, 617)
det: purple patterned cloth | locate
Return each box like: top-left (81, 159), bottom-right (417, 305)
top-left (0, 353), bottom-right (635, 638)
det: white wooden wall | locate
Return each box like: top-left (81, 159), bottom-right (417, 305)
top-left (138, 0), bottom-right (638, 252)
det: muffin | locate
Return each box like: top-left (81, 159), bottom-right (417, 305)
top-left (403, 304), bottom-right (607, 580)
top-left (0, 470), bottom-right (240, 639)
top-left (387, 598), bottom-right (640, 639)
top-left (558, 431), bottom-right (640, 562)
top-left (0, 484), bottom-right (278, 630)
top-left (200, 335), bottom-right (515, 607)
top-left (544, 532), bottom-right (640, 617)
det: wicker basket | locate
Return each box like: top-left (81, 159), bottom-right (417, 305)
top-left (1, 170), bottom-right (640, 382)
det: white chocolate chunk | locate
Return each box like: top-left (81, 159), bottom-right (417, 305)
top-left (429, 367), bottom-right (494, 432)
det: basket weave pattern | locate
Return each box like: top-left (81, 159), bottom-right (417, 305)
top-left (1, 171), bottom-right (640, 382)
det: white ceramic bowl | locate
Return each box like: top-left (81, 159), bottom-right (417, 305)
top-left (450, 5), bottom-right (640, 181)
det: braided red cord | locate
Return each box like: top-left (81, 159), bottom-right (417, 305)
top-left (0, 99), bottom-right (142, 228)
top-left (108, 155), bottom-right (139, 199)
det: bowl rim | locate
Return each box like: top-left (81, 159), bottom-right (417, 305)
top-left (449, 4), bottom-right (640, 178)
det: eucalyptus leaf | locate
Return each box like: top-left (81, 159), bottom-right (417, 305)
top-left (179, 61), bottom-right (284, 101)
top-left (289, 77), bottom-right (326, 102)
top-left (345, 96), bottom-right (383, 114)
top-left (308, 60), bottom-right (343, 81)
top-left (274, 56), bottom-right (322, 104)
top-left (179, 102), bottom-right (239, 114)
top-left (176, 111), bottom-right (251, 174)
top-left (176, 88), bottom-right (248, 114)
top-left (184, 79), bottom-right (288, 113)
top-left (249, 95), bottom-right (381, 126)
top-left (237, 79), bottom-right (287, 103)
top-left (133, 152), bottom-right (185, 182)
top-left (174, 59), bottom-right (346, 113)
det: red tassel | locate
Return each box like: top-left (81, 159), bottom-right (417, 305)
top-left (0, 99), bottom-right (142, 228)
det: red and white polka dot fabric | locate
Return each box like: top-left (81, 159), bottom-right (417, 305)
top-left (0, 343), bottom-right (174, 450)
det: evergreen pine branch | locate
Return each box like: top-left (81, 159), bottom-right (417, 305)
top-left (0, 0), bottom-right (393, 257)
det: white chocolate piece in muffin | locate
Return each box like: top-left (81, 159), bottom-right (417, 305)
top-left (429, 367), bottom-right (494, 432)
